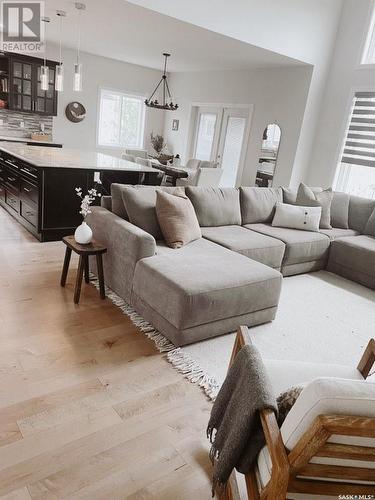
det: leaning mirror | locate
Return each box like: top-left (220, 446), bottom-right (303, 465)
top-left (255, 123), bottom-right (281, 187)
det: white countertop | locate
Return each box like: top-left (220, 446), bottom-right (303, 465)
top-left (0, 142), bottom-right (161, 172)
top-left (0, 135), bottom-right (60, 145)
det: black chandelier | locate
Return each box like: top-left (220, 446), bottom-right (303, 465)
top-left (145, 53), bottom-right (178, 111)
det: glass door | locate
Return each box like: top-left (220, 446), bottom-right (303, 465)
top-left (190, 106), bottom-right (250, 186)
top-left (193, 107), bottom-right (223, 161)
top-left (217, 108), bottom-right (248, 187)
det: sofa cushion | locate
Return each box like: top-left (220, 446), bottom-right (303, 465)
top-left (120, 186), bottom-right (184, 239)
top-left (132, 238), bottom-right (282, 330)
top-left (272, 202), bottom-right (322, 232)
top-left (246, 223), bottom-right (330, 266)
top-left (331, 191), bottom-right (350, 229)
top-left (319, 227), bottom-right (359, 240)
top-left (201, 225), bottom-right (285, 269)
top-left (156, 190), bottom-right (201, 249)
top-left (348, 195), bottom-right (375, 232)
top-left (364, 207), bottom-right (375, 236)
top-left (328, 235), bottom-right (375, 278)
top-left (240, 187), bottom-right (282, 225)
top-left (296, 183), bottom-right (333, 229)
top-left (186, 187), bottom-right (241, 226)
top-left (111, 184), bottom-right (184, 220)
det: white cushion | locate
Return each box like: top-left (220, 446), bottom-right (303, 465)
top-left (281, 377), bottom-right (375, 449)
top-left (263, 358), bottom-right (363, 395)
top-left (257, 377), bottom-right (375, 489)
top-left (272, 202), bottom-right (321, 232)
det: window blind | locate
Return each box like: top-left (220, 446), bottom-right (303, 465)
top-left (341, 91), bottom-right (375, 169)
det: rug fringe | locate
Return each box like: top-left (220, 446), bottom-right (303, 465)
top-left (89, 275), bottom-right (219, 400)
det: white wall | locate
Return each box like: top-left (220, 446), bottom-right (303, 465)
top-left (308, 0), bottom-right (375, 187)
top-left (127, 0), bottom-right (344, 187)
top-left (126, 0), bottom-right (342, 64)
top-left (162, 66), bottom-right (312, 187)
top-left (46, 44), bottom-right (165, 156)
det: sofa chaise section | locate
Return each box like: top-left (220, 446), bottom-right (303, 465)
top-left (201, 225), bottom-right (285, 270)
top-left (327, 235), bottom-right (375, 289)
top-left (244, 223), bottom-right (331, 276)
top-left (132, 238), bottom-right (282, 346)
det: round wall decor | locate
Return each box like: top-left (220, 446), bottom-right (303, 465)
top-left (65, 102), bottom-right (86, 123)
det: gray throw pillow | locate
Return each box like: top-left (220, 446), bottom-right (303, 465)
top-left (364, 208), bottom-right (375, 237)
top-left (277, 385), bottom-right (304, 426)
top-left (296, 183), bottom-right (333, 229)
top-left (330, 192), bottom-right (350, 229)
top-left (112, 184), bottom-right (184, 220)
top-left (282, 186), bottom-right (323, 204)
top-left (349, 196), bottom-right (375, 232)
top-left (156, 190), bottom-right (201, 248)
top-left (121, 186), bottom-right (184, 239)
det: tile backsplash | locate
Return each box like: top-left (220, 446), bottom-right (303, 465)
top-left (0, 109), bottom-right (52, 138)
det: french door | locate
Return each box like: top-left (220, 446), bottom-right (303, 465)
top-left (192, 106), bottom-right (249, 186)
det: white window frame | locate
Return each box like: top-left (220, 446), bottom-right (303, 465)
top-left (333, 86), bottom-right (375, 198)
top-left (96, 88), bottom-right (146, 150)
top-left (360, 3), bottom-right (375, 66)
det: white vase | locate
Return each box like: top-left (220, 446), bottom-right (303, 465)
top-left (74, 221), bottom-right (92, 244)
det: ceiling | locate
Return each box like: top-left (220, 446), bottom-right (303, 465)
top-left (42, 0), bottom-right (305, 72)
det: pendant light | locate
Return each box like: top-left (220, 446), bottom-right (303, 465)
top-left (145, 53), bottom-right (178, 110)
top-left (55, 10), bottom-right (66, 92)
top-left (74, 2), bottom-right (86, 92)
top-left (40, 17), bottom-right (50, 91)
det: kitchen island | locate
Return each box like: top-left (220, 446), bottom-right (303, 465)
top-left (0, 143), bottom-right (163, 241)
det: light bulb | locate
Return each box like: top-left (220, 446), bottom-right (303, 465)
top-left (73, 63), bottom-right (82, 92)
top-left (40, 65), bottom-right (49, 91)
top-left (55, 65), bottom-right (64, 92)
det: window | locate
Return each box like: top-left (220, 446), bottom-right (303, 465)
top-left (97, 89), bottom-right (145, 148)
top-left (362, 8), bottom-right (375, 64)
top-left (335, 91), bottom-right (375, 199)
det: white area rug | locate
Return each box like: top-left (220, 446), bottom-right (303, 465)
top-left (92, 271), bottom-right (375, 400)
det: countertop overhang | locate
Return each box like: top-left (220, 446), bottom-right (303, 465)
top-left (0, 142), bottom-right (160, 172)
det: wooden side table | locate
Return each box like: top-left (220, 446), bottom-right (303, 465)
top-left (60, 235), bottom-right (107, 304)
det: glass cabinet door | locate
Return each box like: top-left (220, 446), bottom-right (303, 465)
top-left (11, 59), bottom-right (57, 115)
top-left (12, 60), bottom-right (33, 111)
top-left (35, 62), bottom-right (55, 115)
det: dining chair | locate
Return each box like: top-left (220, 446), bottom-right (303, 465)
top-left (135, 157), bottom-right (152, 168)
top-left (125, 148), bottom-right (148, 159)
top-left (122, 153), bottom-right (136, 162)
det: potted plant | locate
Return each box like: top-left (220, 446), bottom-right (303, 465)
top-left (74, 186), bottom-right (101, 244)
top-left (150, 133), bottom-right (173, 164)
top-left (150, 133), bottom-right (166, 157)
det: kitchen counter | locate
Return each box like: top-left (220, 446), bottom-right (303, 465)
top-left (0, 143), bottom-right (157, 171)
top-left (0, 135), bottom-right (62, 147)
top-left (0, 144), bottom-right (163, 241)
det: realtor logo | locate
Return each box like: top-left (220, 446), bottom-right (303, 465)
top-left (1, 1), bottom-right (44, 53)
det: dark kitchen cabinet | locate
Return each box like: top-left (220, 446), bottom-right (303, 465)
top-left (8, 53), bottom-right (58, 116)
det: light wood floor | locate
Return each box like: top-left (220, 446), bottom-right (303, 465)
top-left (0, 207), bottom-right (214, 500)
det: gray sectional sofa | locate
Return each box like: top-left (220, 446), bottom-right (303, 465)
top-left (86, 185), bottom-right (375, 346)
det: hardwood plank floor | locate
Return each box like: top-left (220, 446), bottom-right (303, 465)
top-left (0, 207), bottom-right (213, 499)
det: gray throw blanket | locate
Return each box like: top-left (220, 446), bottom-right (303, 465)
top-left (207, 344), bottom-right (277, 494)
